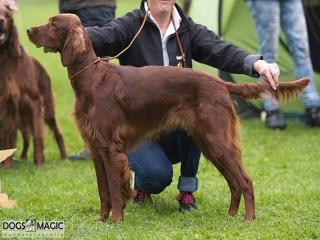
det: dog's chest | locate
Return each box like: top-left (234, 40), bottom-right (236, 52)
top-left (0, 75), bottom-right (20, 102)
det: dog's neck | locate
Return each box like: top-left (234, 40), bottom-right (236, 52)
top-left (65, 48), bottom-right (98, 79)
top-left (63, 47), bottom-right (102, 102)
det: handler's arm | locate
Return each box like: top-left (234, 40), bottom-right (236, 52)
top-left (190, 19), bottom-right (261, 77)
top-left (86, 10), bottom-right (138, 57)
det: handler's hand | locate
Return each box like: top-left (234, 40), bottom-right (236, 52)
top-left (253, 60), bottom-right (280, 90)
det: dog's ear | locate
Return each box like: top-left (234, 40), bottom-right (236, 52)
top-left (61, 26), bottom-right (86, 67)
top-left (9, 24), bottom-right (21, 57)
top-left (3, 0), bottom-right (19, 12)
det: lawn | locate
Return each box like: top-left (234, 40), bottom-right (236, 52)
top-left (1, 1), bottom-right (320, 239)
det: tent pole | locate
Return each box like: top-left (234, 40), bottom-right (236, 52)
top-left (218, 0), bottom-right (223, 37)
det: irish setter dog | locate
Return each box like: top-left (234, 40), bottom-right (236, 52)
top-left (0, 2), bottom-right (66, 168)
top-left (28, 14), bottom-right (309, 223)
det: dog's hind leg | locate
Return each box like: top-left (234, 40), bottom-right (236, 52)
top-left (218, 165), bottom-right (242, 216)
top-left (31, 99), bottom-right (45, 166)
top-left (20, 126), bottom-right (30, 160)
top-left (44, 113), bottom-right (67, 159)
top-left (38, 63), bottom-right (67, 159)
top-left (195, 105), bottom-right (255, 220)
top-left (198, 139), bottom-right (242, 216)
top-left (19, 114), bottom-right (31, 160)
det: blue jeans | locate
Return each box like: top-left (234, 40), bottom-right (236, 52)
top-left (246, 0), bottom-right (320, 111)
top-left (128, 130), bottom-right (201, 194)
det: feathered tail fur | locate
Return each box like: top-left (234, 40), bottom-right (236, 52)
top-left (225, 78), bottom-right (309, 102)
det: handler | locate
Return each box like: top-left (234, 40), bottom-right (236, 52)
top-left (86, 0), bottom-right (279, 211)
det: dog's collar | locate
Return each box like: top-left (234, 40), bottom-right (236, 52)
top-left (68, 57), bottom-right (101, 79)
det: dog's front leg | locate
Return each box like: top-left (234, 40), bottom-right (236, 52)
top-left (103, 143), bottom-right (133, 223)
top-left (0, 128), bottom-right (17, 169)
top-left (90, 149), bottom-right (111, 221)
top-left (0, 109), bottom-right (18, 169)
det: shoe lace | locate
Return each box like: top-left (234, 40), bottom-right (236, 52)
top-left (177, 192), bottom-right (194, 205)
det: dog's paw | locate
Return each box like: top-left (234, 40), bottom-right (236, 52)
top-left (228, 209), bottom-right (238, 216)
top-left (98, 209), bottom-right (110, 222)
top-left (243, 214), bottom-right (256, 222)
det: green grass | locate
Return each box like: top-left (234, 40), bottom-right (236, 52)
top-left (1, 1), bottom-right (320, 239)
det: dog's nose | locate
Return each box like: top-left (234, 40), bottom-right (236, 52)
top-left (26, 27), bottom-right (33, 36)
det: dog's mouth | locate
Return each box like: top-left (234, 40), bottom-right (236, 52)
top-left (43, 47), bottom-right (58, 53)
top-left (0, 32), bottom-right (6, 40)
top-left (0, 29), bottom-right (7, 43)
top-left (28, 35), bottom-right (41, 48)
top-left (31, 40), bottom-right (58, 53)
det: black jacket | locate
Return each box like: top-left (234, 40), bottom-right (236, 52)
top-left (87, 1), bottom-right (260, 76)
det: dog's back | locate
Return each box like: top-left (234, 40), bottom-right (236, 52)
top-left (116, 64), bottom-right (308, 115)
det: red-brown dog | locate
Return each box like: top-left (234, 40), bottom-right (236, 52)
top-left (0, 2), bottom-right (66, 168)
top-left (28, 14), bottom-right (308, 223)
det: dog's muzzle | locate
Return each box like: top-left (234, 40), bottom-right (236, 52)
top-left (26, 27), bottom-right (33, 36)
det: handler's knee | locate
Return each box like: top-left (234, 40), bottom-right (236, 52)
top-left (128, 142), bottom-right (173, 194)
top-left (138, 168), bottom-right (173, 194)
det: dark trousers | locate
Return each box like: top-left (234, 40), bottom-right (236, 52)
top-left (61, 6), bottom-right (115, 27)
top-left (128, 130), bottom-right (201, 194)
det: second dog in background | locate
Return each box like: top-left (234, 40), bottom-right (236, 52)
top-left (0, 0), bottom-right (67, 168)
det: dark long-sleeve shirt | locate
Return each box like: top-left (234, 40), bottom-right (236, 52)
top-left (86, 0), bottom-right (261, 77)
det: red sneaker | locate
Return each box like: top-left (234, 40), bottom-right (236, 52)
top-left (133, 189), bottom-right (152, 204)
top-left (176, 192), bottom-right (197, 211)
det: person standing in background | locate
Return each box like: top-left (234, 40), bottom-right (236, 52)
top-left (59, 0), bottom-right (116, 27)
top-left (246, 0), bottom-right (320, 129)
top-left (182, 0), bottom-right (191, 14)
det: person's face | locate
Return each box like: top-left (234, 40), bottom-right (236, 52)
top-left (147, 0), bottom-right (175, 15)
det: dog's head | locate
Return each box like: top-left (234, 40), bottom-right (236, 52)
top-left (0, 0), bottom-right (18, 47)
top-left (27, 14), bottom-right (89, 67)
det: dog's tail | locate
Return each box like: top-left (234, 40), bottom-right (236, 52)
top-left (225, 77), bottom-right (309, 102)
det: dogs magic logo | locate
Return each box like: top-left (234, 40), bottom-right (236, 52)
top-left (2, 219), bottom-right (64, 238)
